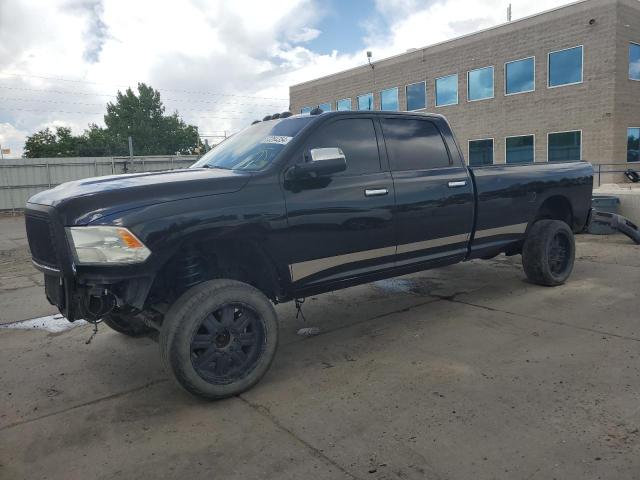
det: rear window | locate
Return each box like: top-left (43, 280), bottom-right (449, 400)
top-left (382, 118), bottom-right (450, 171)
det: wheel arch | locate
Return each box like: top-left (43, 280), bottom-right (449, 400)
top-left (533, 195), bottom-right (575, 230)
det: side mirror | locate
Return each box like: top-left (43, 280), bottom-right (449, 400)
top-left (291, 147), bottom-right (347, 178)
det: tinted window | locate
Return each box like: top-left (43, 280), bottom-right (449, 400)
top-left (548, 131), bottom-right (581, 162)
top-left (301, 106), bottom-right (312, 114)
top-left (468, 66), bottom-right (494, 101)
top-left (380, 87), bottom-right (399, 111)
top-left (357, 93), bottom-right (373, 110)
top-left (549, 46), bottom-right (583, 87)
top-left (337, 98), bottom-right (352, 111)
top-left (318, 102), bottom-right (332, 112)
top-left (406, 81), bottom-right (426, 111)
top-left (506, 135), bottom-right (534, 164)
top-left (469, 139), bottom-right (494, 166)
top-left (630, 43), bottom-right (640, 81)
top-left (505, 57), bottom-right (535, 94)
top-left (307, 118), bottom-right (380, 175)
top-left (382, 119), bottom-right (450, 171)
top-left (629, 128), bottom-right (640, 163)
top-left (435, 74), bottom-right (458, 106)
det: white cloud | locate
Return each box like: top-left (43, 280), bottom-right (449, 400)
top-left (0, 0), bottom-right (577, 158)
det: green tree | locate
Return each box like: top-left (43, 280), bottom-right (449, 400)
top-left (23, 127), bottom-right (79, 158)
top-left (104, 83), bottom-right (199, 156)
top-left (23, 83), bottom-right (199, 157)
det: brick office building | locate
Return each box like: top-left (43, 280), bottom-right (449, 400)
top-left (289, 0), bottom-right (640, 183)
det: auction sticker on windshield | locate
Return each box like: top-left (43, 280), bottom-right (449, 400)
top-left (262, 136), bottom-right (292, 145)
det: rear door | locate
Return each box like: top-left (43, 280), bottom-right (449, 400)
top-left (283, 116), bottom-right (396, 290)
top-left (381, 116), bottom-right (474, 268)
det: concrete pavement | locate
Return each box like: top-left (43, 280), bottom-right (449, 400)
top-left (0, 214), bottom-right (639, 479)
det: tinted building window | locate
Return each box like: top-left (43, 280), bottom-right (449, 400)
top-left (380, 87), bottom-right (399, 111)
top-left (629, 128), bottom-right (640, 163)
top-left (630, 43), bottom-right (640, 81)
top-left (506, 135), bottom-right (534, 164)
top-left (382, 119), bottom-right (450, 171)
top-left (467, 66), bottom-right (494, 101)
top-left (301, 106), bottom-right (312, 114)
top-left (406, 81), bottom-right (426, 111)
top-left (548, 131), bottom-right (581, 162)
top-left (307, 119), bottom-right (380, 174)
top-left (337, 98), bottom-right (352, 111)
top-left (469, 139), bottom-right (494, 166)
top-left (548, 46), bottom-right (583, 87)
top-left (435, 74), bottom-right (458, 106)
top-left (505, 57), bottom-right (535, 95)
top-left (318, 102), bottom-right (332, 112)
top-left (357, 93), bottom-right (374, 110)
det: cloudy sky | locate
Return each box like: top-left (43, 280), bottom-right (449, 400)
top-left (0, 0), bottom-right (576, 157)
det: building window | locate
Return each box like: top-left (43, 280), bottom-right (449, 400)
top-left (357, 93), bottom-right (374, 110)
top-left (548, 46), bottom-right (583, 88)
top-left (467, 66), bottom-right (494, 101)
top-left (380, 87), bottom-right (399, 111)
top-left (337, 98), bottom-right (352, 111)
top-left (505, 57), bottom-right (535, 95)
top-left (629, 128), bottom-right (640, 163)
top-left (435, 74), bottom-right (458, 107)
top-left (301, 106), bottom-right (312, 114)
top-left (318, 102), bottom-right (332, 112)
top-left (506, 135), bottom-right (535, 164)
top-left (630, 43), bottom-right (640, 81)
top-left (548, 131), bottom-right (581, 162)
top-left (406, 81), bottom-right (426, 111)
top-left (468, 139), bottom-right (494, 166)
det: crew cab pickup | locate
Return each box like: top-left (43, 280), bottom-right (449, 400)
top-left (25, 111), bottom-right (593, 399)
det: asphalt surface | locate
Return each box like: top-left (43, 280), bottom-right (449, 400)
top-left (1, 214), bottom-right (639, 479)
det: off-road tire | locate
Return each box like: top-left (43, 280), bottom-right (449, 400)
top-left (102, 311), bottom-right (155, 337)
top-left (522, 219), bottom-right (575, 286)
top-left (159, 279), bottom-right (278, 400)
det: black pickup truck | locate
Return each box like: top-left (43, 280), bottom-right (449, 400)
top-left (25, 111), bottom-right (593, 399)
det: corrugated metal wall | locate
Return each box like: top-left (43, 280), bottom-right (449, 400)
top-left (0, 155), bottom-right (198, 211)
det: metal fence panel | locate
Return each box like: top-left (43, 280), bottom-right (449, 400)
top-left (0, 155), bottom-right (199, 211)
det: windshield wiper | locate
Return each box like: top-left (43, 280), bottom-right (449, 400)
top-left (201, 164), bottom-right (232, 170)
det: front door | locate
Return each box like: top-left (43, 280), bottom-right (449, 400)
top-left (381, 116), bottom-right (474, 268)
top-left (283, 116), bottom-right (396, 291)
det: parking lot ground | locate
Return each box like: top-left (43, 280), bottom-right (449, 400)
top-left (0, 214), bottom-right (639, 480)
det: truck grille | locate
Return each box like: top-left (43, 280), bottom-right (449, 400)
top-left (25, 214), bottom-right (59, 268)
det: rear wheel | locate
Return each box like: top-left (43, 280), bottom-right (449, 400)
top-left (159, 279), bottom-right (278, 399)
top-left (522, 219), bottom-right (575, 286)
top-left (102, 311), bottom-right (154, 337)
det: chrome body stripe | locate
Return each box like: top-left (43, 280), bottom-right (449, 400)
top-left (289, 223), bottom-right (528, 282)
top-left (290, 246), bottom-right (396, 282)
top-left (396, 233), bottom-right (469, 255)
top-left (474, 222), bottom-right (528, 239)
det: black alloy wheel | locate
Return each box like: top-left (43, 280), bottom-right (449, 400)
top-left (190, 303), bottom-right (265, 384)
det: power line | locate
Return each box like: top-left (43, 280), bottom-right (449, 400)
top-left (0, 85), bottom-right (287, 107)
top-left (0, 72), bottom-right (288, 100)
top-left (3, 107), bottom-right (263, 121)
top-left (0, 96), bottom-right (287, 115)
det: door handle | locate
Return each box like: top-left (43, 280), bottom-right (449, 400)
top-left (447, 180), bottom-right (467, 188)
top-left (365, 188), bottom-right (389, 197)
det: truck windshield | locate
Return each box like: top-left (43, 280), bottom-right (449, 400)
top-left (191, 116), bottom-right (314, 171)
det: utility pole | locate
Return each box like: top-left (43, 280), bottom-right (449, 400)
top-left (507, 3), bottom-right (512, 22)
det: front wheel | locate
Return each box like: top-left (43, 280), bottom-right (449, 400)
top-left (522, 219), bottom-right (575, 286)
top-left (159, 279), bottom-right (279, 399)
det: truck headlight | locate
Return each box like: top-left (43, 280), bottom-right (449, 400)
top-left (66, 226), bottom-right (151, 264)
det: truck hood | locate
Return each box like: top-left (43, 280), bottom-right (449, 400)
top-left (27, 168), bottom-right (251, 225)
